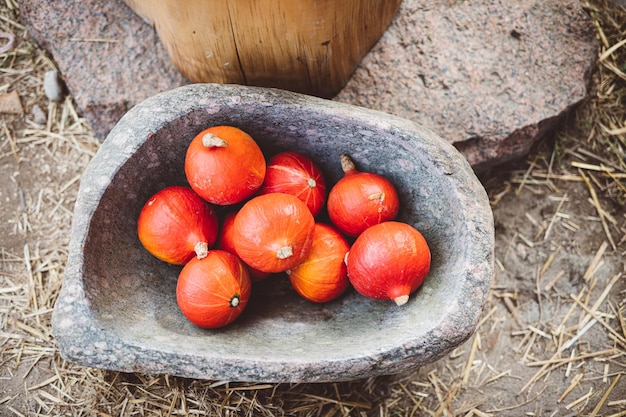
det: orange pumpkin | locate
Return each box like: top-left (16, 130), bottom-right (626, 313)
top-left (137, 186), bottom-right (219, 265)
top-left (259, 151), bottom-right (327, 217)
top-left (327, 154), bottom-right (399, 237)
top-left (232, 193), bottom-right (315, 273)
top-left (176, 250), bottom-right (252, 328)
top-left (184, 125), bottom-right (266, 205)
top-left (287, 223), bottom-right (350, 303)
top-left (346, 221), bottom-right (431, 306)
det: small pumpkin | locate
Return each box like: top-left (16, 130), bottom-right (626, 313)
top-left (137, 186), bottom-right (219, 265)
top-left (287, 223), bottom-right (350, 303)
top-left (259, 151), bottom-right (326, 217)
top-left (346, 221), bottom-right (431, 306)
top-left (176, 250), bottom-right (252, 328)
top-left (327, 154), bottom-right (399, 237)
top-left (232, 193), bottom-right (315, 273)
top-left (184, 125), bottom-right (266, 205)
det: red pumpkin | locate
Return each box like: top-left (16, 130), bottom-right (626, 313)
top-left (232, 193), bottom-right (315, 273)
top-left (327, 154), bottom-right (400, 237)
top-left (137, 186), bottom-right (219, 265)
top-left (287, 223), bottom-right (350, 303)
top-left (346, 221), bottom-right (431, 306)
top-left (184, 125), bottom-right (266, 205)
top-left (259, 151), bottom-right (326, 217)
top-left (176, 250), bottom-right (252, 328)
top-left (217, 211), bottom-right (271, 281)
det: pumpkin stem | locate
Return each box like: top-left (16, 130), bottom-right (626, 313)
top-left (368, 192), bottom-right (385, 203)
top-left (340, 153), bottom-right (356, 173)
top-left (389, 285), bottom-right (411, 306)
top-left (394, 295), bottom-right (410, 306)
top-left (307, 177), bottom-right (317, 188)
top-left (202, 133), bottom-right (228, 148)
top-left (194, 241), bottom-right (208, 259)
top-left (276, 246), bottom-right (293, 259)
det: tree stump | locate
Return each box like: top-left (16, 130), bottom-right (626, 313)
top-left (122, 0), bottom-right (401, 98)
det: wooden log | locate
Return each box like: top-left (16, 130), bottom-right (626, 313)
top-left (123, 0), bottom-right (401, 97)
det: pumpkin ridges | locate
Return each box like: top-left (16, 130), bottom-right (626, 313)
top-left (184, 126), bottom-right (266, 205)
top-left (346, 221), bottom-right (430, 305)
top-left (232, 193), bottom-right (315, 273)
top-left (327, 154), bottom-right (399, 237)
top-left (260, 151), bottom-right (326, 217)
top-left (213, 264), bottom-right (243, 301)
top-left (287, 223), bottom-right (350, 303)
top-left (166, 193), bottom-right (215, 257)
top-left (176, 250), bottom-right (251, 328)
top-left (137, 186), bottom-right (219, 265)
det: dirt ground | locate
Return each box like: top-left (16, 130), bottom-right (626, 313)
top-left (1, 1), bottom-right (625, 416)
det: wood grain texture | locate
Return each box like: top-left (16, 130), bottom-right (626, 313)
top-left (122, 0), bottom-right (401, 97)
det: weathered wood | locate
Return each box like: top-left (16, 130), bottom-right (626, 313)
top-left (123, 0), bottom-right (401, 97)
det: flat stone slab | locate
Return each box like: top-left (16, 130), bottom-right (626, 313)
top-left (18, 0), bottom-right (187, 140)
top-left (336, 0), bottom-right (597, 172)
top-left (52, 84), bottom-right (494, 382)
top-left (19, 0), bottom-right (596, 173)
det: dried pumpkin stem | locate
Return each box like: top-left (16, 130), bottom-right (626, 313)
top-left (368, 192), bottom-right (385, 203)
top-left (202, 133), bottom-right (228, 148)
top-left (276, 246), bottom-right (294, 259)
top-left (394, 295), bottom-right (409, 306)
top-left (307, 177), bottom-right (317, 188)
top-left (194, 241), bottom-right (208, 259)
top-left (340, 153), bottom-right (356, 173)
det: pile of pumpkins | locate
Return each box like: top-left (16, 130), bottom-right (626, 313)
top-left (137, 126), bottom-right (431, 328)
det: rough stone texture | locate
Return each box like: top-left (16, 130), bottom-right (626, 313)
top-left (336, 0), bottom-right (597, 173)
top-left (18, 0), bottom-right (596, 173)
top-left (52, 84), bottom-right (494, 383)
top-left (18, 0), bottom-right (187, 140)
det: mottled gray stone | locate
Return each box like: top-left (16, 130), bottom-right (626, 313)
top-left (53, 84), bottom-right (494, 382)
top-left (31, 104), bottom-right (47, 125)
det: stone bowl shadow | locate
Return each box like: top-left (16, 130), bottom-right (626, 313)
top-left (52, 84), bottom-right (494, 383)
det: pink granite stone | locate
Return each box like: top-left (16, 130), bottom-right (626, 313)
top-left (335, 0), bottom-right (597, 174)
top-left (19, 0), bottom-right (187, 140)
top-left (19, 0), bottom-right (596, 172)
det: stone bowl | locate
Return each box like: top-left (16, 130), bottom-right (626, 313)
top-left (52, 84), bottom-right (494, 383)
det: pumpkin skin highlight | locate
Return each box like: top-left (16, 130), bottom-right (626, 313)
top-left (232, 193), bottom-right (315, 273)
top-left (259, 151), bottom-right (327, 217)
top-left (137, 186), bottom-right (219, 265)
top-left (346, 221), bottom-right (431, 306)
top-left (184, 125), bottom-right (266, 205)
top-left (176, 250), bottom-right (252, 328)
top-left (287, 223), bottom-right (350, 303)
top-left (327, 154), bottom-right (400, 237)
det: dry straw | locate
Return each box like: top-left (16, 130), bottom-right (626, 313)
top-left (1, 0), bottom-right (626, 416)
